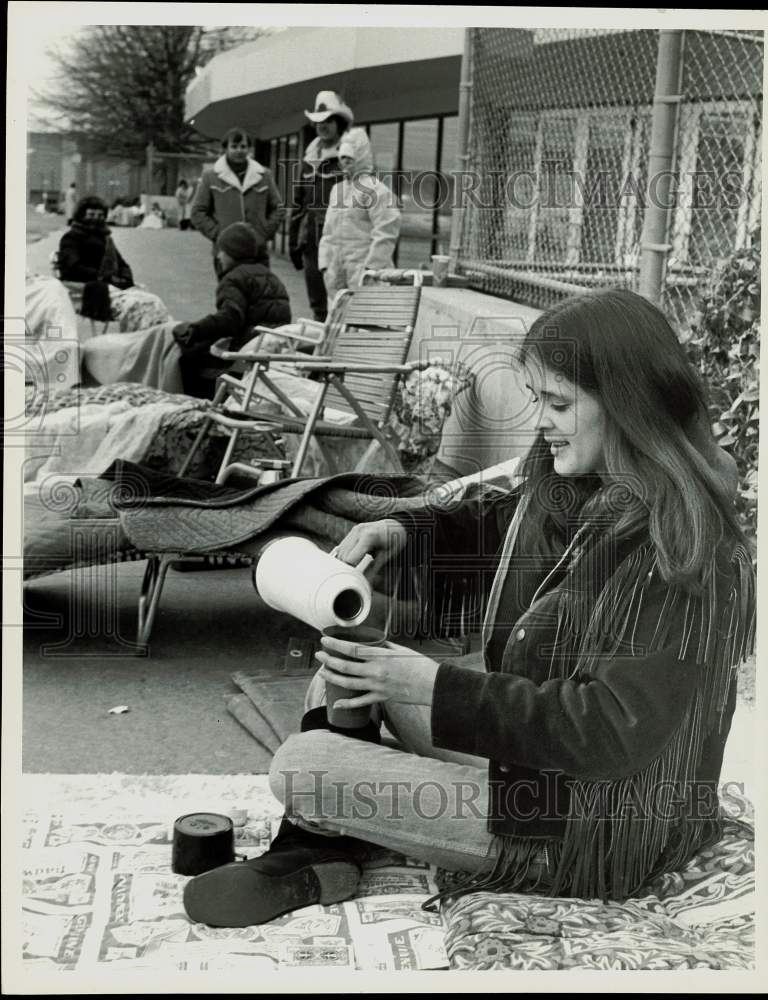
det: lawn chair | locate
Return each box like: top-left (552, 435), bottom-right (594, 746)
top-left (180, 278), bottom-right (424, 484)
top-left (128, 278), bottom-right (424, 648)
top-left (246, 315), bottom-right (327, 355)
top-left (190, 305), bottom-right (332, 411)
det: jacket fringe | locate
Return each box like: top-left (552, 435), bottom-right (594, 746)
top-left (422, 836), bottom-right (559, 913)
top-left (428, 539), bottom-right (755, 907)
top-left (537, 541), bottom-right (751, 901)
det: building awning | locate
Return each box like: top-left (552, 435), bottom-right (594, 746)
top-left (186, 26), bottom-right (464, 139)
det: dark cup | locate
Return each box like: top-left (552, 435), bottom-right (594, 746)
top-left (172, 812), bottom-right (235, 876)
top-left (321, 625), bottom-right (387, 729)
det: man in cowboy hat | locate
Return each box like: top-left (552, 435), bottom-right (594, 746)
top-left (191, 127), bottom-right (284, 272)
top-left (289, 91), bottom-right (360, 321)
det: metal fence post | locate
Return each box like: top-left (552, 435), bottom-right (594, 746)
top-left (449, 28), bottom-right (474, 269)
top-left (638, 29), bottom-right (685, 306)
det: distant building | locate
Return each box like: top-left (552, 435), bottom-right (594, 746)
top-left (27, 131), bottom-right (148, 209)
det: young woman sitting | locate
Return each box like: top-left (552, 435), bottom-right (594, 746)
top-left (182, 288), bottom-right (755, 926)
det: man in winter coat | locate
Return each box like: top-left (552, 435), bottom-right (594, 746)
top-left (190, 127), bottom-right (284, 266)
top-left (172, 222), bottom-right (292, 398)
top-left (289, 91), bottom-right (354, 321)
top-left (318, 129), bottom-right (401, 298)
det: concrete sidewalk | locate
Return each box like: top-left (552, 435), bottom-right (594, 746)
top-left (22, 562), bottom-right (319, 773)
top-left (26, 222), bottom-right (312, 325)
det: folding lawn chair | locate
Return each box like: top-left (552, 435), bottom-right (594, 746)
top-left (246, 315), bottom-right (327, 355)
top-left (180, 276), bottom-right (424, 483)
top-left (129, 277), bottom-right (424, 648)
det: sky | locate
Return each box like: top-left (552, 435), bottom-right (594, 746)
top-left (21, 18), bottom-right (281, 131)
top-left (19, 7), bottom-right (767, 130)
top-left (23, 22), bottom-right (76, 129)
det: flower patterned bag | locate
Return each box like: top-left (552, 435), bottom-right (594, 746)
top-left (389, 361), bottom-right (475, 473)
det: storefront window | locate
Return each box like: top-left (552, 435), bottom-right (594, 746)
top-left (399, 119), bottom-right (439, 267)
top-left (369, 122), bottom-right (399, 178)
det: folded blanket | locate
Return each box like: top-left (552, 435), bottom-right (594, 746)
top-left (109, 287), bottom-right (171, 331)
top-left (25, 275), bottom-right (83, 390)
top-left (81, 322), bottom-right (183, 393)
top-left (79, 461), bottom-right (505, 639)
top-left (24, 382), bottom-right (279, 482)
top-left (24, 400), bottom-right (188, 498)
top-left (95, 460), bottom-right (429, 552)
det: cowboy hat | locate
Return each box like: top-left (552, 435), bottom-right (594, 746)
top-left (304, 91), bottom-right (354, 124)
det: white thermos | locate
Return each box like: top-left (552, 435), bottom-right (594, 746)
top-left (254, 536), bottom-right (372, 630)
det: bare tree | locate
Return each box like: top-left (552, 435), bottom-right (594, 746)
top-left (34, 25), bottom-right (270, 171)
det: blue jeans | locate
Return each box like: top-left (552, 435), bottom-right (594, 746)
top-left (268, 659), bottom-right (497, 874)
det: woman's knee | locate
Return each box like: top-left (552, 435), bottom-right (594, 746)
top-left (268, 730), bottom-right (342, 812)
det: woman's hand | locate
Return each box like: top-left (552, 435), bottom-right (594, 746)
top-left (316, 635), bottom-right (440, 709)
top-left (334, 519), bottom-right (408, 577)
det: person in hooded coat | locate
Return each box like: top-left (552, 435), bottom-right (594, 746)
top-left (318, 129), bottom-right (401, 298)
top-left (172, 221), bottom-right (292, 398)
top-left (57, 195), bottom-right (134, 289)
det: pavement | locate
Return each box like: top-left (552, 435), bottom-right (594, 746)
top-left (22, 562), bottom-right (319, 773)
top-left (25, 219), bottom-right (312, 322)
top-left (21, 220), bottom-right (758, 799)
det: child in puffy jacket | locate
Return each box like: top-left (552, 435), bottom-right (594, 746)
top-left (318, 129), bottom-right (401, 298)
top-left (172, 222), bottom-right (291, 398)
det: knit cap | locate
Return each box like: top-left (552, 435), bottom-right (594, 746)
top-left (218, 222), bottom-right (265, 261)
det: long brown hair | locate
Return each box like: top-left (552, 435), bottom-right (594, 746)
top-left (517, 288), bottom-right (746, 587)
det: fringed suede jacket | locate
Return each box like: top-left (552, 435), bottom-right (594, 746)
top-left (396, 481), bottom-right (755, 902)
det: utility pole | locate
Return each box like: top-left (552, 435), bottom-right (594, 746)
top-left (638, 30), bottom-right (685, 306)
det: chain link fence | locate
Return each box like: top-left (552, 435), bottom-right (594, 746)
top-left (667, 29), bottom-right (763, 327)
top-left (456, 27), bottom-right (763, 328)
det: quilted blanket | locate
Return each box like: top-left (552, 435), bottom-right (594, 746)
top-left (22, 462), bottom-right (439, 582)
top-left (440, 804), bottom-right (754, 971)
top-left (25, 383), bottom-right (274, 481)
top-left (91, 462), bottom-right (431, 554)
top-left (22, 385), bottom-right (281, 581)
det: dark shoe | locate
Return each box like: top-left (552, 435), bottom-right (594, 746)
top-left (183, 820), bottom-right (361, 927)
